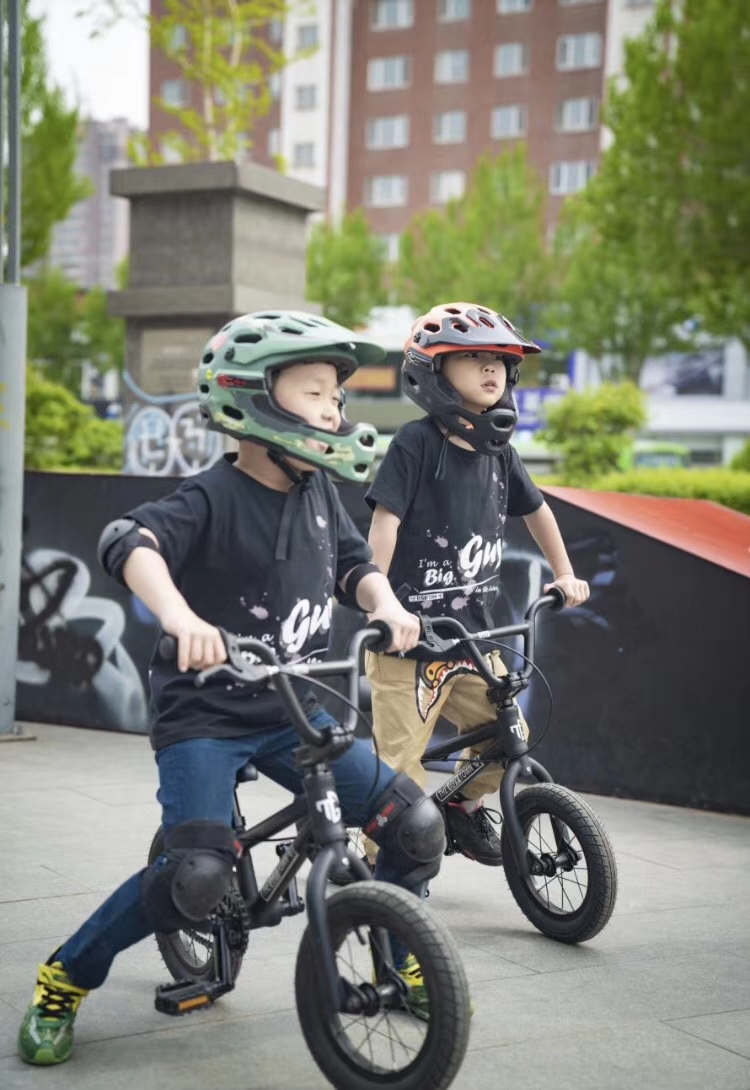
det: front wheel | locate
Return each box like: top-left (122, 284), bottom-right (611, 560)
top-left (295, 882), bottom-right (470, 1090)
top-left (502, 784), bottom-right (617, 944)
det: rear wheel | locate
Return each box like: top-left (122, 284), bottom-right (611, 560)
top-left (147, 827), bottom-right (247, 984)
top-left (501, 784), bottom-right (617, 944)
top-left (295, 881), bottom-right (470, 1090)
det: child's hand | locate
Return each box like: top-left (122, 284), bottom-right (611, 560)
top-left (545, 574), bottom-right (590, 607)
top-left (367, 604), bottom-right (421, 654)
top-left (161, 607), bottom-right (227, 672)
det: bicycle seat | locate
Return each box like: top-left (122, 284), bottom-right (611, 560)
top-left (236, 760), bottom-right (259, 784)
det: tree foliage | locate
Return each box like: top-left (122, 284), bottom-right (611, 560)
top-left (538, 383), bottom-right (647, 485)
top-left (81, 0), bottom-right (298, 164)
top-left (25, 367), bottom-right (123, 471)
top-left (306, 209), bottom-right (388, 329)
top-left (398, 146), bottom-right (552, 333)
top-left (557, 0), bottom-right (750, 369)
top-left (14, 1), bottom-right (90, 271)
top-left (26, 268), bottom-right (125, 393)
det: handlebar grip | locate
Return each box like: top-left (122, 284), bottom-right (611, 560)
top-left (365, 620), bottom-right (393, 653)
top-left (158, 634), bottom-right (177, 661)
top-left (547, 586), bottom-right (567, 611)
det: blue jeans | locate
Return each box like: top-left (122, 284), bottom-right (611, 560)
top-left (57, 712), bottom-right (408, 990)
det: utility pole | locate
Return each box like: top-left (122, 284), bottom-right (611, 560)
top-left (0, 0), bottom-right (31, 739)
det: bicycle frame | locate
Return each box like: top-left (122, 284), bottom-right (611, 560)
top-left (416, 592), bottom-right (566, 877)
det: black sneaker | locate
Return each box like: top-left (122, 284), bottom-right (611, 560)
top-left (445, 802), bottom-right (503, 866)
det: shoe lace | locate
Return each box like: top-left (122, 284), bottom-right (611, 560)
top-left (37, 985), bottom-right (80, 1019)
top-left (473, 805), bottom-right (502, 841)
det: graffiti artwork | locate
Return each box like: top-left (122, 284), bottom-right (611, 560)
top-left (123, 372), bottom-right (224, 477)
top-left (18, 545), bottom-right (149, 732)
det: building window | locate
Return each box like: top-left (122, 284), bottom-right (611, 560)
top-left (169, 24), bottom-right (188, 50)
top-left (293, 142), bottom-right (316, 168)
top-left (557, 33), bottom-right (602, 70)
top-left (268, 17), bottom-right (284, 43)
top-left (368, 55), bottom-right (411, 90)
top-left (431, 170), bottom-right (466, 204)
top-left (434, 110), bottom-right (467, 144)
top-left (559, 0), bottom-right (602, 5)
top-left (380, 233), bottom-right (401, 262)
top-left (491, 104), bottom-right (527, 139)
top-left (268, 128), bottom-right (281, 158)
top-left (269, 72), bottom-right (282, 98)
top-left (498, 0), bottom-right (532, 12)
top-left (435, 49), bottom-right (470, 84)
top-left (372, 0), bottom-right (414, 29)
top-left (295, 84), bottom-right (318, 110)
top-left (494, 43), bottom-right (529, 77)
top-left (366, 115), bottom-right (410, 149)
top-left (366, 175), bottom-right (408, 207)
top-left (438, 0), bottom-right (471, 21)
top-left (160, 79), bottom-right (187, 108)
top-left (557, 97), bottom-right (599, 132)
top-left (297, 23), bottom-right (319, 50)
top-left (549, 160), bottom-right (596, 194)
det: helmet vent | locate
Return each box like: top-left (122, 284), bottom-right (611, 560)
top-left (358, 433), bottom-right (375, 449)
top-left (452, 321), bottom-right (469, 332)
top-left (202, 351), bottom-right (214, 363)
top-left (445, 307), bottom-right (460, 315)
top-left (280, 326), bottom-right (302, 335)
top-left (425, 322), bottom-right (440, 332)
top-left (479, 316), bottom-right (495, 327)
top-left (234, 332), bottom-right (262, 344)
top-left (199, 383), bottom-right (209, 394)
top-left (222, 405), bottom-right (244, 421)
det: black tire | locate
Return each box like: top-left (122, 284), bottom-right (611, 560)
top-left (147, 827), bottom-right (246, 985)
top-left (296, 882), bottom-right (470, 1090)
top-left (501, 784), bottom-right (617, 944)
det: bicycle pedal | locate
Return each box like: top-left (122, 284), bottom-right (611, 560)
top-left (154, 979), bottom-right (230, 1016)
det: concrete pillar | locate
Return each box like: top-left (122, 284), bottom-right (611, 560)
top-left (108, 161), bottom-right (325, 475)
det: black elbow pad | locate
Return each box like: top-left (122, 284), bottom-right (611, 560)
top-left (97, 517), bottom-right (160, 584)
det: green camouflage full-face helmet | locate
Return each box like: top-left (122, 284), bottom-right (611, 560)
top-left (197, 311), bottom-right (382, 483)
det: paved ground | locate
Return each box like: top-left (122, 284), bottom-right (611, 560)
top-left (1, 722), bottom-right (749, 1090)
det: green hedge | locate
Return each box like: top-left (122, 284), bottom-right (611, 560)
top-left (582, 469), bottom-right (750, 517)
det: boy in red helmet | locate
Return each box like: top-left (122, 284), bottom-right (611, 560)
top-left (363, 303), bottom-right (590, 866)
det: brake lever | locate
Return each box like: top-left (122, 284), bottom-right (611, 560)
top-left (418, 614), bottom-right (458, 655)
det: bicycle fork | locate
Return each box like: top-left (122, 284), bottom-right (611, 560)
top-left (302, 765), bottom-right (406, 1018)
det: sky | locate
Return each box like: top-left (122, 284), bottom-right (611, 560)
top-left (29, 0), bottom-right (150, 129)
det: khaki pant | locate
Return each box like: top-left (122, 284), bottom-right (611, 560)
top-left (363, 649), bottom-right (527, 862)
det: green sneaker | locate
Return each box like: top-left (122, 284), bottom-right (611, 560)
top-left (398, 954), bottom-right (430, 1022)
top-left (18, 959), bottom-right (89, 1065)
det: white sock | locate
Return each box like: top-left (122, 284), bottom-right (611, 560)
top-left (459, 797), bottom-right (484, 813)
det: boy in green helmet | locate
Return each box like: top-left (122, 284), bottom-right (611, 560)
top-left (18, 312), bottom-right (445, 1065)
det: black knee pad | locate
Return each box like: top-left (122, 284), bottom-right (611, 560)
top-left (141, 820), bottom-right (240, 933)
top-left (363, 773), bottom-right (446, 884)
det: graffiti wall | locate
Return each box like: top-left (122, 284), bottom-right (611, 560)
top-left (17, 472), bottom-right (750, 814)
top-left (123, 372), bottom-right (224, 477)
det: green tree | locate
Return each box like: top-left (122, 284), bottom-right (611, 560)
top-left (538, 383), bottom-right (647, 485)
top-left (25, 366), bottom-right (123, 471)
top-left (13, 1), bottom-right (90, 271)
top-left (398, 147), bottom-right (552, 333)
top-left (548, 206), bottom-right (694, 382)
top-left (730, 440), bottom-right (750, 473)
top-left (307, 210), bottom-right (388, 329)
top-left (81, 1), bottom-right (298, 164)
top-left (568, 0), bottom-right (750, 353)
top-left (26, 268), bottom-right (125, 393)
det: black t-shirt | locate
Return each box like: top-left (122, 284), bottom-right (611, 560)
top-left (128, 455), bottom-right (371, 750)
top-left (366, 419), bottom-right (543, 659)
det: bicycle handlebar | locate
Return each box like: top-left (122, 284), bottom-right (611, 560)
top-left (416, 588), bottom-right (565, 689)
top-left (157, 621), bottom-right (393, 747)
